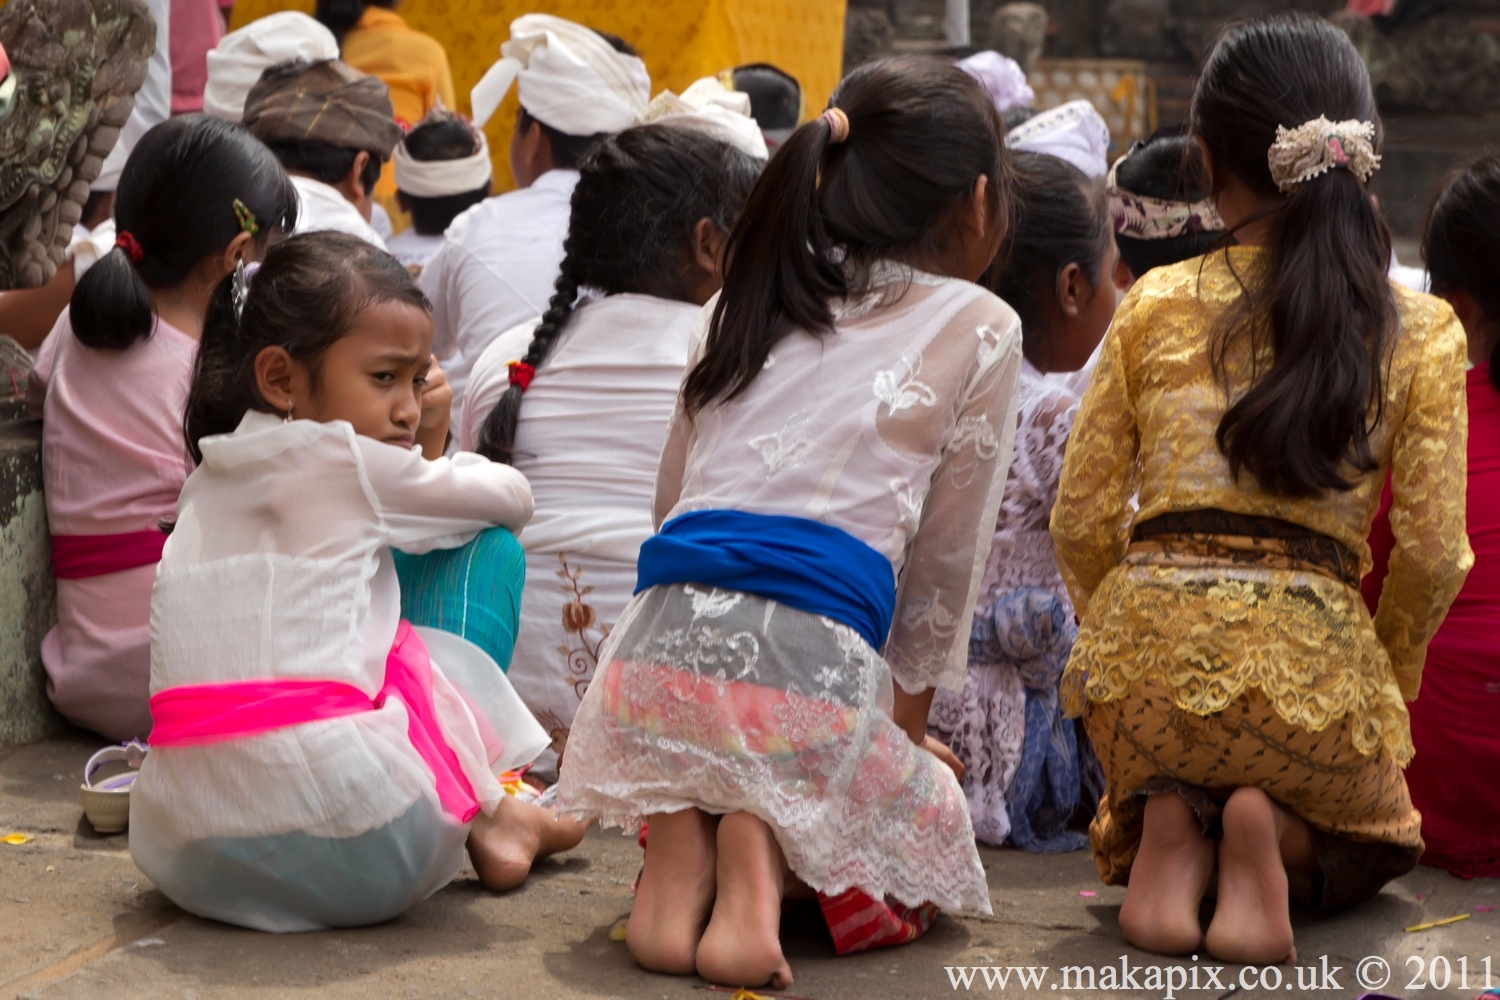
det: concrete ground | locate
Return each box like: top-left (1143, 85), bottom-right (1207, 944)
top-left (3, 733), bottom-right (1498, 1000)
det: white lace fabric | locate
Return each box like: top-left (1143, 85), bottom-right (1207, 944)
top-left (556, 268), bottom-right (1022, 914)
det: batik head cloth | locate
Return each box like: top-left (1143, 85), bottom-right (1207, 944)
top-left (470, 13), bottom-right (650, 135)
top-left (242, 59), bottom-right (402, 159)
top-left (1106, 154), bottom-right (1225, 241)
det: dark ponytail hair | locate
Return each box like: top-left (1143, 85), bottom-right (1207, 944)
top-left (986, 150), bottom-right (1112, 367)
top-left (1423, 153), bottom-right (1500, 393)
top-left (476, 122), bottom-right (761, 464)
top-left (69, 115), bottom-right (296, 351)
top-left (183, 231), bottom-right (428, 463)
top-left (1193, 14), bottom-right (1397, 498)
top-left (314, 0), bottom-right (395, 47)
top-left (681, 55), bottom-right (1011, 416)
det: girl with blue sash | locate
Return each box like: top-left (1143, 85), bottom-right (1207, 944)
top-left (555, 57), bottom-right (1024, 989)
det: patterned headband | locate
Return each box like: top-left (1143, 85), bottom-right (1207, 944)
top-left (1105, 155), bottom-right (1225, 242)
top-left (1267, 116), bottom-right (1381, 193)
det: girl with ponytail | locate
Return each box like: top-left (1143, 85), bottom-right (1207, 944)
top-left (26, 114), bottom-right (294, 741)
top-left (454, 121), bottom-right (760, 776)
top-left (1052, 13), bottom-right (1472, 965)
top-left (556, 56), bottom-right (1021, 988)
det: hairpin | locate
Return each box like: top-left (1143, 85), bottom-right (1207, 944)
top-left (232, 198), bottom-right (261, 236)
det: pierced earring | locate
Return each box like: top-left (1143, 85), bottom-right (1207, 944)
top-left (232, 259), bottom-right (249, 321)
top-left (283, 403), bottom-right (294, 425)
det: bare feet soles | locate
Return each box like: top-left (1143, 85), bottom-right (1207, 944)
top-left (1119, 792), bottom-right (1215, 955)
top-left (627, 810), bottom-right (718, 976)
top-left (696, 812), bottom-right (795, 990)
top-left (1204, 787), bottom-right (1299, 965)
top-left (467, 794), bottom-right (591, 893)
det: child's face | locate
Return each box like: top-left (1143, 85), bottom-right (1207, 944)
top-left (292, 301), bottom-right (435, 450)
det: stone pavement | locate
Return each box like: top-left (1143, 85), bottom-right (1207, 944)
top-left (3, 733), bottom-right (1498, 1000)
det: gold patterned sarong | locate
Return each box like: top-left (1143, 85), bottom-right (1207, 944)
top-left (1075, 512), bottom-right (1422, 910)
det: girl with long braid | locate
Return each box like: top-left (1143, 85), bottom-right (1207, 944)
top-left (455, 121), bottom-right (761, 774)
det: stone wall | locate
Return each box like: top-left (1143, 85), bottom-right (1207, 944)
top-left (0, 401), bottom-right (63, 747)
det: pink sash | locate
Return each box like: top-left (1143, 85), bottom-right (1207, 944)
top-left (149, 621), bottom-right (480, 823)
top-left (51, 530), bottom-right (167, 580)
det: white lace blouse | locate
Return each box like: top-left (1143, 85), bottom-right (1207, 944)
top-left (655, 267), bottom-right (1024, 692)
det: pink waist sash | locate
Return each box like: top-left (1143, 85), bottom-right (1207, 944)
top-left (149, 621), bottom-right (480, 823)
top-left (51, 530), bottom-right (167, 580)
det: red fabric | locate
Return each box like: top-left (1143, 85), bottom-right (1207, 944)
top-left (1365, 363), bottom-right (1500, 877)
top-left (817, 887), bottom-right (939, 955)
top-left (149, 621), bottom-right (481, 823)
top-left (50, 529), bottom-right (166, 579)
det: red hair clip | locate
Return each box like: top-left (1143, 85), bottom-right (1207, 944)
top-left (115, 231), bottom-right (145, 263)
top-left (507, 360), bottom-right (535, 392)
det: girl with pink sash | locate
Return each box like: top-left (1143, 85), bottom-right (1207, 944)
top-left (25, 115), bottom-right (297, 741)
top-left (130, 232), bottom-right (584, 933)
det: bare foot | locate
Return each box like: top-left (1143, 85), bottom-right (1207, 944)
top-left (627, 809), bottom-right (718, 976)
top-left (1119, 792), bottom-right (1214, 955)
top-left (696, 812), bottom-right (794, 990)
top-left (1205, 787), bottom-right (1297, 965)
top-left (467, 794), bottom-right (590, 892)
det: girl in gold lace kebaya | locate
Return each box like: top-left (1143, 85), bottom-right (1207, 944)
top-left (1052, 15), bottom-right (1472, 965)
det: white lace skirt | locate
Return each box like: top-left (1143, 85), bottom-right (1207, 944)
top-left (555, 584), bottom-right (992, 914)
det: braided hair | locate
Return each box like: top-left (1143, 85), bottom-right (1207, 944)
top-left (474, 122), bottom-right (762, 464)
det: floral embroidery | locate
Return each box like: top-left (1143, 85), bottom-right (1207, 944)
top-left (687, 585), bottom-right (745, 619)
top-left (873, 352), bottom-right (938, 413)
top-left (942, 415), bottom-right (1000, 489)
top-left (748, 410), bottom-right (816, 477)
top-left (555, 553), bottom-right (610, 703)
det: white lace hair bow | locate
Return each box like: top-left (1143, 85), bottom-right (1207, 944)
top-left (1267, 116), bottom-right (1381, 193)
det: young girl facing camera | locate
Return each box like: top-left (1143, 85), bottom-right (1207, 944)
top-left (557, 56), bottom-right (1022, 988)
top-left (929, 150), bottom-right (1117, 853)
top-left (130, 231), bottom-right (583, 933)
top-left (1053, 14), bottom-right (1470, 964)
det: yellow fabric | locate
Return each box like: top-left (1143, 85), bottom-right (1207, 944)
top-left (229, 0), bottom-right (846, 192)
top-left (1051, 246), bottom-right (1472, 763)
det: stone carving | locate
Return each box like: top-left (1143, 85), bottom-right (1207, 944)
top-left (0, 0), bottom-right (155, 290)
top-left (1334, 9), bottom-right (1500, 114)
top-left (844, 2), bottom-right (896, 73)
top-left (986, 3), bottom-right (1049, 74)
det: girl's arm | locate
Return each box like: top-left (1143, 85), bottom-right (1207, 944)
top-left (1375, 306), bottom-right (1473, 700)
top-left (885, 314), bottom-right (1024, 723)
top-left (355, 433), bottom-right (534, 554)
top-left (1050, 304), bottom-right (1142, 618)
top-left (651, 399), bottom-right (693, 530)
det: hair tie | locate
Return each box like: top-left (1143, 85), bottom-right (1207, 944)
top-left (507, 360), bottom-right (535, 393)
top-left (1267, 116), bottom-right (1381, 193)
top-left (115, 231), bottom-right (144, 263)
top-left (232, 198), bottom-right (261, 236)
top-left (822, 107), bottom-right (850, 145)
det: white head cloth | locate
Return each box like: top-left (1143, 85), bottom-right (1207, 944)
top-left (639, 78), bottom-right (768, 160)
top-left (203, 13), bottom-right (340, 124)
top-left (1006, 99), bottom-right (1111, 178)
top-left (393, 131), bottom-right (494, 197)
top-left (470, 13), bottom-right (650, 134)
top-left (958, 51), bottom-right (1035, 116)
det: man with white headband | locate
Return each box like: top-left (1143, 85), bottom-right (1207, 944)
top-left (202, 12), bottom-right (340, 124)
top-left (421, 13), bottom-right (649, 429)
top-left (389, 109), bottom-right (494, 274)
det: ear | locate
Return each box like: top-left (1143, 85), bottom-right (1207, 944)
top-left (1056, 261), bottom-right (1093, 319)
top-left (217, 231), bottom-right (256, 275)
top-left (341, 151), bottom-right (374, 218)
top-left (253, 345), bottom-right (302, 417)
top-left (1192, 132), bottom-right (1216, 192)
top-left (1112, 255), bottom-right (1135, 292)
top-left (690, 217), bottom-right (725, 278)
top-left (1442, 289), bottom-right (1486, 337)
top-left (961, 174), bottom-right (992, 241)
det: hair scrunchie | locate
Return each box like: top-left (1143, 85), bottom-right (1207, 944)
top-left (1267, 116), bottom-right (1381, 193)
top-left (822, 107), bottom-right (850, 145)
top-left (507, 359), bottom-right (535, 392)
top-left (115, 231), bottom-right (145, 263)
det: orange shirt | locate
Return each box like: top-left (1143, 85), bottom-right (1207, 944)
top-left (340, 6), bottom-right (455, 128)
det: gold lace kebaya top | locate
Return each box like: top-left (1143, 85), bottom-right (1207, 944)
top-left (1051, 246), bottom-right (1472, 763)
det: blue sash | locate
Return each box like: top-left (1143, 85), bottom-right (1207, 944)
top-left (635, 509), bottom-right (896, 651)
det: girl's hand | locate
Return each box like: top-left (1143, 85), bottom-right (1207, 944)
top-left (920, 734), bottom-right (966, 781)
top-left (416, 357), bottom-right (452, 460)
